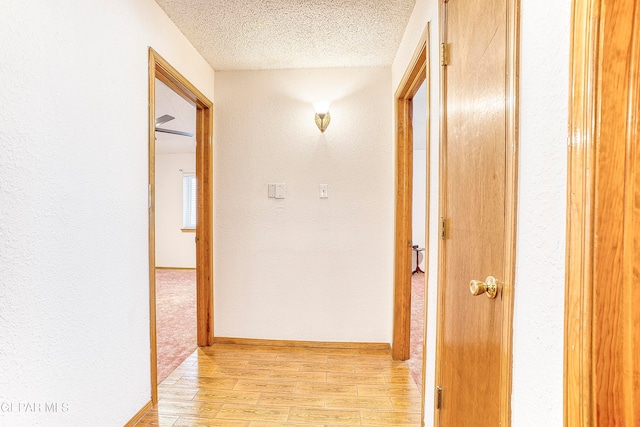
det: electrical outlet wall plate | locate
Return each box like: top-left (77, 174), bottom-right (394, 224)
top-left (320, 184), bottom-right (328, 199)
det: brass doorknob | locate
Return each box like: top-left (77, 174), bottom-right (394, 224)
top-left (469, 276), bottom-right (500, 299)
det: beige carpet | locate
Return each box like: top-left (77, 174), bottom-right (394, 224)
top-left (155, 269), bottom-right (197, 384)
top-left (407, 271), bottom-right (425, 390)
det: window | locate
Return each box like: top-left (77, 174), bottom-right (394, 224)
top-left (182, 173), bottom-right (196, 230)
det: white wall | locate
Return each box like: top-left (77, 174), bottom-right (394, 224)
top-left (0, 1), bottom-right (214, 425)
top-left (214, 68), bottom-right (394, 342)
top-left (155, 153), bottom-right (196, 268)
top-left (511, 0), bottom-right (570, 424)
top-left (391, 0), bottom-right (570, 425)
top-left (412, 150), bottom-right (426, 270)
top-left (412, 81), bottom-right (428, 270)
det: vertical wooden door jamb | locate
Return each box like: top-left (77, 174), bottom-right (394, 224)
top-left (565, 0), bottom-right (640, 424)
top-left (393, 95), bottom-right (414, 362)
top-left (392, 26), bottom-right (430, 427)
top-left (392, 27), bottom-right (430, 363)
top-left (500, 0), bottom-right (520, 423)
top-left (148, 48), bottom-right (214, 404)
top-left (564, 2), bottom-right (598, 424)
top-left (148, 51), bottom-right (159, 405)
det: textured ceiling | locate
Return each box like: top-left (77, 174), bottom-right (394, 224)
top-left (154, 0), bottom-right (416, 70)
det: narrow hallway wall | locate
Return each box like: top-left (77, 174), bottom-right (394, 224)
top-left (214, 68), bottom-right (394, 343)
top-left (0, 1), bottom-right (214, 425)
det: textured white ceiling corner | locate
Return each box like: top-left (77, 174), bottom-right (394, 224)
top-left (153, 0), bottom-right (417, 70)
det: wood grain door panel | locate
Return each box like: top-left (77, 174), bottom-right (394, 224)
top-left (436, 0), bottom-right (518, 425)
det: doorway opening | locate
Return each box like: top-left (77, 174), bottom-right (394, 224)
top-left (154, 76), bottom-right (197, 384)
top-left (148, 48), bottom-right (214, 404)
top-left (392, 24), bottom-right (430, 424)
top-left (407, 80), bottom-right (428, 391)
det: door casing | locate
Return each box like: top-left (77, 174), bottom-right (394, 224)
top-left (392, 25), bottom-right (430, 362)
top-left (564, 0), bottom-right (640, 424)
top-left (148, 48), bottom-right (214, 403)
top-left (392, 23), bottom-right (430, 426)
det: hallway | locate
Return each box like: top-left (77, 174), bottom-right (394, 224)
top-left (136, 343), bottom-right (422, 426)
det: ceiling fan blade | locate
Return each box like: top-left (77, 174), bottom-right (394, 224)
top-left (155, 114), bottom-right (175, 126)
top-left (155, 127), bottom-right (195, 137)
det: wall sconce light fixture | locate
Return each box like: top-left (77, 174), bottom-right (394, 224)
top-left (313, 101), bottom-right (331, 133)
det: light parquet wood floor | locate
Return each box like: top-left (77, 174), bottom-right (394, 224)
top-left (136, 343), bottom-right (422, 426)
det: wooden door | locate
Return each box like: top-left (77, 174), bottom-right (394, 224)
top-left (435, 0), bottom-right (518, 425)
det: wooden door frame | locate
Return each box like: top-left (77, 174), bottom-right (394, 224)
top-left (148, 48), bottom-right (214, 403)
top-left (564, 0), bottom-right (640, 424)
top-left (433, 0), bottom-right (519, 425)
top-left (392, 25), bottom-right (430, 365)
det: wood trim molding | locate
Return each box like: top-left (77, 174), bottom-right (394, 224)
top-left (123, 400), bottom-right (152, 427)
top-left (195, 92), bottom-right (214, 348)
top-left (392, 24), bottom-right (430, 427)
top-left (392, 94), bottom-right (413, 362)
top-left (565, 0), bottom-right (640, 425)
top-left (564, 1), bottom-right (598, 424)
top-left (434, 2), bottom-right (448, 420)
top-left (499, 0), bottom-right (520, 425)
top-left (392, 25), bottom-right (430, 363)
top-left (155, 266), bottom-right (197, 270)
top-left (148, 48), bottom-right (214, 404)
top-left (213, 337), bottom-right (391, 351)
top-left (147, 51), bottom-right (159, 405)
top-left (419, 24), bottom-right (431, 425)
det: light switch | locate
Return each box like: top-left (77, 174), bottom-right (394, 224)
top-left (275, 183), bottom-right (285, 199)
top-left (268, 183), bottom-right (276, 198)
top-left (320, 184), bottom-right (328, 199)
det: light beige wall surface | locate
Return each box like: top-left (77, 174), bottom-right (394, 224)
top-left (213, 68), bottom-right (394, 343)
top-left (0, 0), bottom-right (214, 425)
top-left (155, 153), bottom-right (196, 269)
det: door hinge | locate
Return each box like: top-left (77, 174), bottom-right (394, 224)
top-left (436, 386), bottom-right (443, 409)
top-left (440, 217), bottom-right (447, 240)
top-left (440, 43), bottom-right (450, 66)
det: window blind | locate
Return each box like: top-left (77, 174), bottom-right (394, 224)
top-left (182, 173), bottom-right (196, 229)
